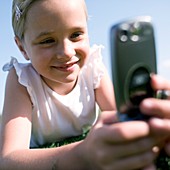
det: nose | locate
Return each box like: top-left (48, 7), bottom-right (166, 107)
top-left (56, 39), bottom-right (76, 60)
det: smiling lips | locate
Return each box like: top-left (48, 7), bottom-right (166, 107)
top-left (53, 60), bottom-right (79, 72)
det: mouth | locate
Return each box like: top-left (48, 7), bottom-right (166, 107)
top-left (53, 60), bottom-right (80, 72)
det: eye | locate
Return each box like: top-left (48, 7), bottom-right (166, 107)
top-left (70, 32), bottom-right (83, 40)
top-left (39, 38), bottom-right (55, 45)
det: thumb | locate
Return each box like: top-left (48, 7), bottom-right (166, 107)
top-left (98, 110), bottom-right (118, 124)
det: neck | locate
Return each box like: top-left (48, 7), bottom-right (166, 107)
top-left (41, 76), bottom-right (78, 95)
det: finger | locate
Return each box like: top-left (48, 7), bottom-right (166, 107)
top-left (99, 110), bottom-right (118, 124)
top-left (140, 98), bottom-right (170, 118)
top-left (148, 118), bottom-right (170, 153)
top-left (93, 139), bottom-right (159, 170)
top-left (106, 137), bottom-right (158, 158)
top-left (97, 121), bottom-right (150, 143)
top-left (151, 74), bottom-right (170, 90)
top-left (111, 150), bottom-right (157, 170)
top-left (149, 118), bottom-right (170, 136)
top-left (143, 164), bottom-right (156, 170)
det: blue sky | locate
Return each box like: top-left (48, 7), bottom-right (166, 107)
top-left (0, 1), bottom-right (170, 113)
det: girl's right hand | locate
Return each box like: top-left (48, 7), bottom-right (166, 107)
top-left (80, 111), bottom-right (159, 170)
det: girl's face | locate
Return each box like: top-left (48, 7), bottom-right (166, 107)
top-left (18, 0), bottom-right (90, 94)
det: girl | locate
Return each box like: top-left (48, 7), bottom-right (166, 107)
top-left (1, 0), bottom-right (170, 169)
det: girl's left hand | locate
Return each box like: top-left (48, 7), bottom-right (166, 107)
top-left (140, 74), bottom-right (170, 155)
top-left (140, 74), bottom-right (170, 118)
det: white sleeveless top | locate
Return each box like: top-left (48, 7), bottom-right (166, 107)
top-left (3, 45), bottom-right (106, 147)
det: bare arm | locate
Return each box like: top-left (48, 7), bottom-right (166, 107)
top-left (0, 69), bottom-right (87, 170)
top-left (95, 67), bottom-right (116, 111)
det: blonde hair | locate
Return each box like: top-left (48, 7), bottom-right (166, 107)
top-left (12, 0), bottom-right (88, 41)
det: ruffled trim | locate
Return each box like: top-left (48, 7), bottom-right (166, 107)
top-left (2, 57), bottom-right (16, 71)
top-left (88, 44), bottom-right (105, 89)
top-left (2, 57), bottom-right (36, 105)
top-left (3, 57), bottom-right (28, 86)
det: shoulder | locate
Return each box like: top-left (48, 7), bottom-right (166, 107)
top-left (81, 44), bottom-right (106, 89)
top-left (6, 67), bottom-right (20, 87)
top-left (88, 44), bottom-right (104, 61)
top-left (5, 67), bottom-right (31, 101)
top-left (3, 57), bottom-right (35, 76)
top-left (3, 57), bottom-right (39, 89)
top-left (90, 44), bottom-right (104, 54)
top-left (4, 63), bottom-right (32, 108)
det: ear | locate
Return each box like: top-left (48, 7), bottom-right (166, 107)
top-left (15, 36), bottom-right (30, 60)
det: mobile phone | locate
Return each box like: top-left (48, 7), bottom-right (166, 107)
top-left (110, 16), bottom-right (157, 121)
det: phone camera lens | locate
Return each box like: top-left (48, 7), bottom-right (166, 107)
top-left (131, 22), bottom-right (142, 35)
top-left (130, 22), bottom-right (142, 42)
top-left (119, 30), bottom-right (128, 42)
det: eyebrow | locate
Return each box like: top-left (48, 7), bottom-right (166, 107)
top-left (34, 26), bottom-right (86, 40)
top-left (35, 31), bottom-right (55, 40)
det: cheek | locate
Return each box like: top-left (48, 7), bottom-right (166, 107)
top-left (29, 51), bottom-right (51, 71)
top-left (31, 48), bottom-right (52, 62)
top-left (79, 39), bottom-right (90, 62)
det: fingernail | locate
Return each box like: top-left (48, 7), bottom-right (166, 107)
top-left (142, 99), bottom-right (153, 109)
top-left (151, 118), bottom-right (164, 126)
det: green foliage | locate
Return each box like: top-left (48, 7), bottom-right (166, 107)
top-left (42, 131), bottom-right (88, 148)
top-left (155, 151), bottom-right (170, 170)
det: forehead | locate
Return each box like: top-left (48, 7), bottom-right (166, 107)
top-left (24, 0), bottom-right (87, 39)
top-left (27, 0), bottom-right (87, 19)
top-left (25, 0), bottom-right (87, 28)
